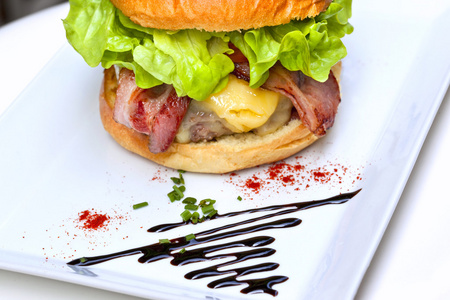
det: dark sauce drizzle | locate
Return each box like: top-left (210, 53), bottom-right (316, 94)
top-left (148, 190), bottom-right (359, 233)
top-left (68, 190), bottom-right (360, 296)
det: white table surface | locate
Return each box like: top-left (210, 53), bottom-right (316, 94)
top-left (0, 3), bottom-right (449, 300)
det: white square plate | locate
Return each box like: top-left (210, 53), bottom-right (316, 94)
top-left (0, 1), bottom-right (449, 299)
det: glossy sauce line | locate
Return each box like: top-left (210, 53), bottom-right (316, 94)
top-left (149, 190), bottom-right (360, 233)
top-left (68, 190), bottom-right (361, 296)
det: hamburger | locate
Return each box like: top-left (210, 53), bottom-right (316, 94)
top-left (63, 0), bottom-right (353, 173)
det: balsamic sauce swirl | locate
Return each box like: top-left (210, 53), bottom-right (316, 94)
top-left (68, 190), bottom-right (361, 296)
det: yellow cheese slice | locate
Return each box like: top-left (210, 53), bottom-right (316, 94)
top-left (202, 75), bottom-right (280, 132)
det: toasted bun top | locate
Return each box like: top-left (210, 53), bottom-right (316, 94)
top-left (110, 0), bottom-right (332, 31)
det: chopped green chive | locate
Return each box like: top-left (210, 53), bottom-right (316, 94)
top-left (132, 201), bottom-right (148, 210)
top-left (80, 257), bottom-right (87, 263)
top-left (171, 170), bottom-right (186, 185)
top-left (167, 190), bottom-right (180, 202)
top-left (207, 209), bottom-right (218, 218)
top-left (180, 248), bottom-right (186, 254)
top-left (180, 210), bottom-right (192, 222)
top-left (191, 212), bottom-right (200, 224)
top-left (184, 204), bottom-right (198, 211)
top-left (166, 171), bottom-right (220, 223)
top-left (159, 239), bottom-right (170, 244)
top-left (170, 177), bottom-right (182, 185)
top-left (199, 199), bottom-right (216, 207)
top-left (201, 203), bottom-right (215, 214)
top-left (237, 196), bottom-right (242, 201)
top-left (179, 173), bottom-right (185, 185)
top-left (168, 185), bottom-right (186, 202)
top-left (173, 185), bottom-right (185, 198)
top-left (185, 233), bottom-right (195, 241)
top-left (182, 197), bottom-right (197, 204)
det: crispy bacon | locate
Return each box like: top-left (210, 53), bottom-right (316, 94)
top-left (228, 43), bottom-right (248, 63)
top-left (113, 69), bottom-right (190, 153)
top-left (147, 90), bottom-right (191, 153)
top-left (113, 58), bottom-right (340, 153)
top-left (233, 62), bottom-right (340, 136)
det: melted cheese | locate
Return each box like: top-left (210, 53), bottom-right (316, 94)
top-left (201, 75), bottom-right (280, 133)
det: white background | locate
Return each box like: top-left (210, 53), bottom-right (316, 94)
top-left (0, 3), bottom-right (449, 300)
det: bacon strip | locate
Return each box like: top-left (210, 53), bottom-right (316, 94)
top-left (264, 64), bottom-right (340, 136)
top-left (148, 90), bottom-right (190, 153)
top-left (233, 62), bottom-right (340, 136)
top-left (113, 68), bottom-right (190, 153)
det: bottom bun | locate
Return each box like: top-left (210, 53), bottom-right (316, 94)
top-left (99, 71), bottom-right (322, 174)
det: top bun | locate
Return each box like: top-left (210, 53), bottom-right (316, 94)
top-left (110, 0), bottom-right (332, 31)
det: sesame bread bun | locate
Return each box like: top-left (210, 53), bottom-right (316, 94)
top-left (99, 64), bottom-right (341, 174)
top-left (110, 0), bottom-right (332, 31)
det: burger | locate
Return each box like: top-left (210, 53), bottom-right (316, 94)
top-left (63, 0), bottom-right (353, 173)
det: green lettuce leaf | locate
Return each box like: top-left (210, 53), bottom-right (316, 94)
top-left (63, 0), bottom-right (353, 100)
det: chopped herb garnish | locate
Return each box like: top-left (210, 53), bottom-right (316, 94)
top-left (80, 257), bottom-right (87, 263)
top-left (166, 170), bottom-right (219, 224)
top-left (171, 170), bottom-right (186, 184)
top-left (180, 210), bottom-right (192, 222)
top-left (132, 201), bottom-right (148, 210)
top-left (178, 173), bottom-right (185, 185)
top-left (201, 203), bottom-right (215, 214)
top-left (237, 196), bottom-right (242, 201)
top-left (168, 185), bottom-right (186, 202)
top-left (167, 190), bottom-right (181, 202)
top-left (191, 212), bottom-right (200, 224)
top-left (170, 177), bottom-right (182, 185)
top-left (159, 239), bottom-right (170, 244)
top-left (180, 248), bottom-right (186, 254)
top-left (199, 199), bottom-right (216, 207)
top-left (185, 233), bottom-right (195, 241)
top-left (184, 204), bottom-right (198, 211)
top-left (182, 197), bottom-right (197, 204)
top-left (207, 209), bottom-right (218, 218)
top-left (173, 185), bottom-right (185, 198)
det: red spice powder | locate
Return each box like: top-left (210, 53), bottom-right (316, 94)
top-left (149, 167), bottom-right (171, 183)
top-left (150, 169), bottom-right (168, 183)
top-left (77, 209), bottom-right (110, 231)
top-left (226, 155), bottom-right (363, 198)
top-left (281, 174), bottom-right (295, 184)
top-left (244, 175), bottom-right (263, 193)
top-left (310, 167), bottom-right (332, 183)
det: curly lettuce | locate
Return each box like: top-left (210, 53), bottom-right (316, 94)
top-left (63, 0), bottom-right (353, 100)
